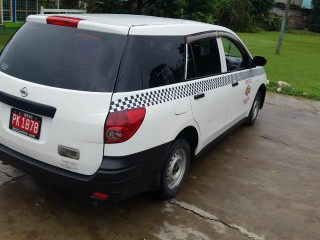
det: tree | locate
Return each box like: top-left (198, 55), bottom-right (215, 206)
top-left (214, 0), bottom-right (253, 31)
top-left (310, 0), bottom-right (320, 24)
top-left (250, 0), bottom-right (274, 16)
top-left (143, 0), bottom-right (186, 18)
top-left (88, 0), bottom-right (181, 16)
top-left (61, 0), bottom-right (79, 9)
top-left (87, 0), bottom-right (276, 32)
top-left (182, 0), bottom-right (216, 22)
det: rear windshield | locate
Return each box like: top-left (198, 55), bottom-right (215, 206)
top-left (0, 22), bottom-right (127, 92)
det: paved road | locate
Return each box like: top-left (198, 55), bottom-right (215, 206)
top-left (0, 92), bottom-right (319, 240)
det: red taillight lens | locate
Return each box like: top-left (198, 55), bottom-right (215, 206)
top-left (105, 108), bottom-right (146, 144)
top-left (92, 192), bottom-right (109, 200)
top-left (46, 16), bottom-right (84, 28)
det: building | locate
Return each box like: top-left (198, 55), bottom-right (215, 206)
top-left (272, 0), bottom-right (313, 29)
top-left (273, 0), bottom-right (313, 16)
top-left (0, 0), bottom-right (38, 25)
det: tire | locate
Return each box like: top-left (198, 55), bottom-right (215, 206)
top-left (157, 139), bottom-right (190, 200)
top-left (246, 91), bottom-right (261, 125)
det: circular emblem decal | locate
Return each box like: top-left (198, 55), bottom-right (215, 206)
top-left (245, 85), bottom-right (251, 96)
top-left (20, 87), bottom-right (29, 97)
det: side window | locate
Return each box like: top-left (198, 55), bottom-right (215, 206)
top-left (221, 37), bottom-right (249, 72)
top-left (187, 38), bottom-right (221, 79)
top-left (116, 36), bottom-right (185, 92)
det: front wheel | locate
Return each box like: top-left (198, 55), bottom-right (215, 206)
top-left (157, 139), bottom-right (190, 200)
top-left (246, 91), bottom-right (261, 125)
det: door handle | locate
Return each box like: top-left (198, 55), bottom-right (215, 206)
top-left (232, 81), bottom-right (239, 87)
top-left (194, 93), bottom-right (205, 100)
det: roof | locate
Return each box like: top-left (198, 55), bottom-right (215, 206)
top-left (27, 14), bottom-right (232, 36)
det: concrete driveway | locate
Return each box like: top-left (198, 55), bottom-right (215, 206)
top-left (0, 92), bottom-right (319, 240)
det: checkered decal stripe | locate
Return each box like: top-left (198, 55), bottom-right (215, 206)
top-left (110, 68), bottom-right (265, 112)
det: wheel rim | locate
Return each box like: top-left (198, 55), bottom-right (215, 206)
top-left (166, 148), bottom-right (187, 190)
top-left (252, 97), bottom-right (260, 120)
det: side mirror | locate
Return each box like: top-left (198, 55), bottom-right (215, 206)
top-left (251, 56), bottom-right (267, 67)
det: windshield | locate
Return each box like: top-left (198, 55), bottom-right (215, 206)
top-left (0, 22), bottom-right (127, 92)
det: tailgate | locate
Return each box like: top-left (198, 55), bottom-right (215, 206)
top-left (0, 73), bottom-right (111, 175)
top-left (0, 19), bottom-right (128, 175)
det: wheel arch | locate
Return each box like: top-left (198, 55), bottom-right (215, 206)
top-left (258, 84), bottom-right (266, 109)
top-left (175, 126), bottom-right (199, 160)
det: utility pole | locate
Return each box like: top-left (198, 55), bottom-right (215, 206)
top-left (276, 0), bottom-right (291, 55)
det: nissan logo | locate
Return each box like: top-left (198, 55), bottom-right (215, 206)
top-left (20, 87), bottom-right (29, 97)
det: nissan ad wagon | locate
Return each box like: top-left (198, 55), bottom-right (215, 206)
top-left (0, 14), bottom-right (267, 201)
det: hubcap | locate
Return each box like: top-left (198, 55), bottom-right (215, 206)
top-left (252, 97), bottom-right (260, 120)
top-left (166, 149), bottom-right (187, 190)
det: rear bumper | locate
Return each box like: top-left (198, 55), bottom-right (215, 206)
top-left (0, 142), bottom-right (171, 201)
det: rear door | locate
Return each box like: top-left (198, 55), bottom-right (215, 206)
top-left (0, 21), bottom-right (127, 175)
top-left (186, 33), bottom-right (230, 152)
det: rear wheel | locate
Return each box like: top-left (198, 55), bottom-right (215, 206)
top-left (246, 91), bottom-right (261, 125)
top-left (157, 139), bottom-right (190, 200)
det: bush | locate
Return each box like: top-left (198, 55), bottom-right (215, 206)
top-left (309, 24), bottom-right (320, 33)
top-left (259, 14), bottom-right (281, 31)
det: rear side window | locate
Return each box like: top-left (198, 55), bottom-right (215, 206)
top-left (116, 35), bottom-right (185, 92)
top-left (0, 22), bottom-right (127, 92)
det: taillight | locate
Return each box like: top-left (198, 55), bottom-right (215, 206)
top-left (46, 16), bottom-right (84, 28)
top-left (91, 192), bottom-right (109, 200)
top-left (105, 108), bottom-right (146, 144)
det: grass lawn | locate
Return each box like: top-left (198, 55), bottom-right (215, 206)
top-left (238, 31), bottom-right (320, 100)
top-left (0, 28), bottom-right (319, 100)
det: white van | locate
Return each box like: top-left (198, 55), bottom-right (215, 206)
top-left (0, 14), bottom-right (267, 201)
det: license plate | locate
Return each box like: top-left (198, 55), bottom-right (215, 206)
top-left (9, 108), bottom-right (42, 139)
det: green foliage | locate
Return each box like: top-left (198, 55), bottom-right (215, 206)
top-left (89, 0), bottom-right (131, 13)
top-left (310, 0), bottom-right (320, 24)
top-left (60, 0), bottom-right (79, 9)
top-left (267, 82), bottom-right (320, 100)
top-left (260, 14), bottom-right (281, 31)
top-left (144, 0), bottom-right (187, 18)
top-left (250, 0), bottom-right (274, 16)
top-left (87, 0), bottom-right (275, 30)
top-left (250, 0), bottom-right (276, 31)
top-left (180, 0), bottom-right (216, 22)
top-left (214, 0), bottom-right (253, 31)
top-left (215, 0), bottom-right (275, 31)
